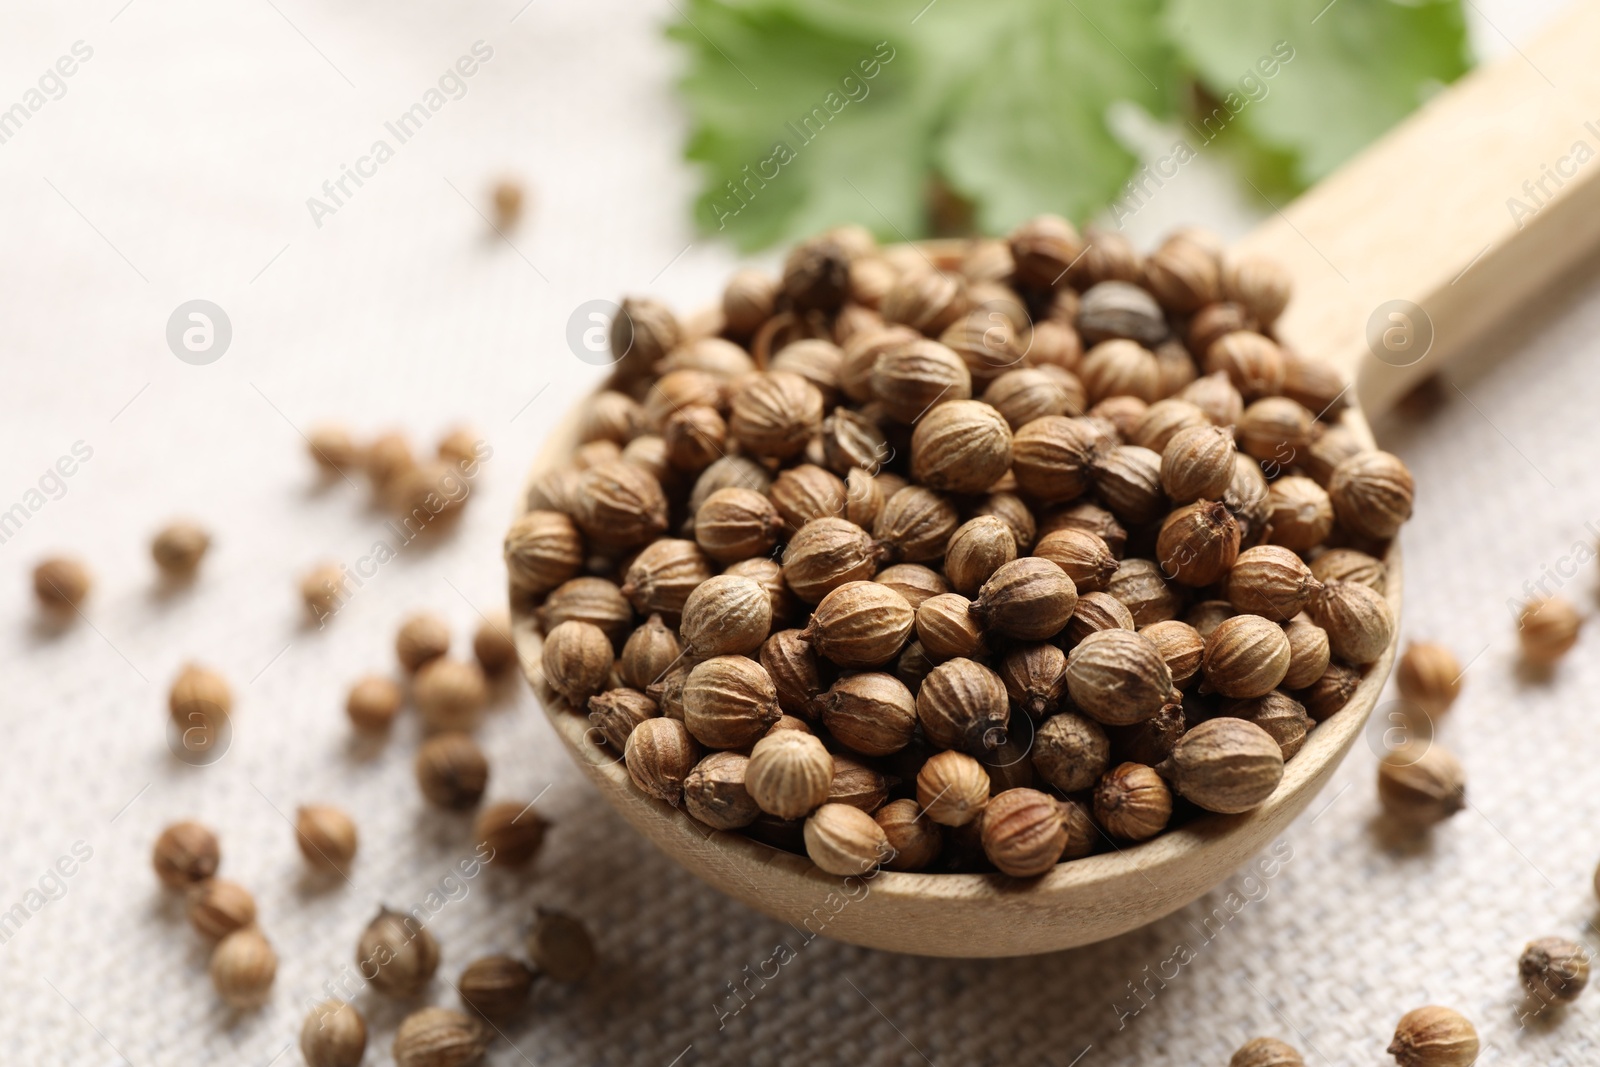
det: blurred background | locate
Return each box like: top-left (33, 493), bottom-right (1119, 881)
top-left (1, 0), bottom-right (1594, 1064)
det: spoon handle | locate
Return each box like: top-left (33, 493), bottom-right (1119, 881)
top-left (1235, 2), bottom-right (1600, 417)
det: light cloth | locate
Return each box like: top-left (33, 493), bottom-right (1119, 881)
top-left (0, 1), bottom-right (1592, 1064)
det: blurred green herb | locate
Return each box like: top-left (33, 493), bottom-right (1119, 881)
top-left (668, 0), bottom-right (1471, 249)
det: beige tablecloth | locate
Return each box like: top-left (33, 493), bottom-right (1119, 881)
top-left (2, 1), bottom-right (1595, 1064)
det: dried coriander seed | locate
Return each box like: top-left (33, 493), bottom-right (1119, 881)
top-left (1107, 558), bottom-right (1182, 628)
top-left (458, 955), bottom-right (535, 1023)
top-left (625, 717), bottom-right (701, 803)
top-left (1281, 614), bottom-right (1331, 690)
top-left (1264, 476), bottom-right (1334, 552)
top-left (301, 1000), bottom-right (367, 1067)
top-left (874, 798), bottom-right (942, 871)
top-left (393, 1007), bottom-right (485, 1067)
top-left (973, 557), bottom-right (1078, 641)
top-left (916, 593), bottom-right (988, 661)
top-left (1236, 397), bottom-right (1313, 461)
top-left (1205, 331), bottom-right (1285, 400)
top-left (296, 805), bottom-right (358, 873)
top-left (826, 755), bottom-right (888, 812)
top-left (1223, 254), bottom-right (1292, 324)
top-left (1232, 691), bottom-right (1314, 760)
top-left (683, 655), bottom-right (781, 749)
top-left (998, 643), bottom-right (1069, 718)
top-left (211, 926), bottom-right (276, 1008)
top-left (1032, 713), bottom-right (1110, 793)
top-left (187, 878), bottom-right (256, 939)
top-left (1168, 717), bottom-right (1284, 813)
top-left (1077, 280), bottom-right (1165, 346)
top-left (695, 487), bottom-right (784, 564)
top-left (730, 371), bottom-right (824, 459)
top-left (875, 563), bottom-right (952, 611)
top-left (1228, 545), bottom-right (1322, 622)
top-left (1141, 620), bottom-right (1205, 687)
top-left (526, 908), bottom-right (597, 982)
top-left (1065, 590), bottom-right (1137, 645)
top-left (503, 510), bottom-right (585, 596)
top-left (1520, 937), bottom-right (1590, 1004)
top-left (308, 424), bottom-right (361, 475)
top-left (473, 800), bottom-right (548, 867)
top-left (1309, 546), bottom-right (1386, 591)
top-left (782, 518), bottom-right (881, 604)
top-left (1157, 500), bottom-right (1240, 586)
top-left (151, 519), bottom-right (210, 578)
top-left (1387, 1006), bottom-right (1478, 1067)
top-left (540, 620), bottom-right (612, 708)
top-left (472, 613), bottom-right (517, 675)
top-left (917, 658), bottom-right (1009, 753)
top-left (1519, 596), bottom-right (1581, 666)
top-left (759, 629), bottom-right (825, 720)
top-left (984, 367), bottom-right (1081, 430)
top-left (684, 751), bottom-right (760, 830)
top-left (1396, 641), bottom-right (1462, 718)
top-left (1230, 1037), bottom-right (1304, 1067)
top-left (573, 460), bottom-right (669, 549)
top-left (538, 576), bottom-right (633, 646)
top-left (33, 555), bottom-right (91, 611)
top-left (169, 662), bottom-right (233, 732)
top-left (1079, 340), bottom-right (1160, 404)
top-left (680, 574), bottom-right (771, 657)
top-left (587, 688), bottom-right (659, 754)
top-left (1010, 416), bottom-right (1101, 504)
top-left (1377, 744), bottom-right (1465, 828)
top-left (1299, 662), bottom-right (1362, 721)
top-left (917, 750), bottom-right (991, 826)
top-left (396, 612), bottom-right (451, 674)
top-left (944, 516), bottom-right (1018, 597)
top-left (1145, 233), bottom-right (1221, 312)
top-left (746, 730), bottom-right (832, 819)
top-left (1090, 445), bottom-right (1166, 525)
top-left (805, 803), bottom-right (892, 876)
top-left (982, 788), bottom-right (1068, 877)
top-left (620, 615), bottom-right (683, 691)
top-left (578, 390), bottom-right (645, 446)
top-left (1034, 529), bottom-right (1117, 593)
top-left (1203, 615), bottom-right (1291, 698)
top-left (803, 581), bottom-right (915, 668)
top-left (1310, 580), bottom-right (1394, 665)
top-left (1179, 370), bottom-right (1245, 427)
top-left (415, 733), bottom-right (489, 810)
top-left (818, 673), bottom-right (917, 757)
top-left (1094, 763), bottom-right (1172, 841)
top-left (1010, 214), bottom-right (1083, 288)
top-left (1329, 450), bottom-right (1414, 540)
top-left (870, 339), bottom-right (973, 424)
top-left (910, 399), bottom-right (1013, 494)
top-left (153, 821), bottom-right (219, 889)
top-left (415, 658), bottom-right (489, 733)
top-left (769, 464), bottom-right (846, 532)
top-left (1065, 629), bottom-right (1173, 726)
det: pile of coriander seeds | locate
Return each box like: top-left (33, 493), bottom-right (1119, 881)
top-left (507, 215), bottom-right (1414, 880)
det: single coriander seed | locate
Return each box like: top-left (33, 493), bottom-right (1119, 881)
top-left (1094, 762), bottom-right (1172, 841)
top-left (916, 750), bottom-right (991, 827)
top-left (393, 1007), bottom-right (485, 1067)
top-left (153, 820), bottom-right (219, 889)
top-left (473, 800), bottom-right (549, 867)
top-left (874, 798), bottom-right (942, 871)
top-left (526, 908), bottom-right (597, 982)
top-left (210, 926), bottom-right (277, 1008)
top-left (684, 751), bottom-right (760, 830)
top-left (1167, 717), bottom-right (1284, 813)
top-left (459, 955), bottom-right (535, 1023)
top-left (1519, 596), bottom-right (1581, 666)
top-left (414, 657), bottom-right (489, 732)
top-left (396, 612), bottom-right (451, 674)
top-left (358, 907), bottom-right (440, 997)
top-left (1387, 1006), bottom-right (1478, 1067)
top-left (187, 878), bottom-right (257, 939)
top-left (151, 519), bottom-right (211, 578)
top-left (300, 999), bottom-right (367, 1067)
top-left (1202, 615), bottom-right (1291, 698)
top-left (746, 730), bottom-right (833, 819)
top-left (625, 717), bottom-right (701, 803)
top-left (1065, 629), bottom-right (1173, 726)
top-left (1032, 713), bottom-right (1110, 794)
top-left (981, 788), bottom-right (1068, 877)
top-left (1520, 936), bottom-right (1590, 1005)
top-left (1395, 641), bottom-right (1462, 718)
top-left (539, 620), bottom-right (613, 708)
top-left (1229, 1037), bottom-right (1304, 1067)
top-left (296, 805), bottom-right (358, 873)
top-left (683, 655), bottom-right (781, 749)
top-left (804, 803), bottom-right (891, 876)
top-left (346, 675), bottom-right (402, 732)
top-left (415, 733), bottom-right (489, 810)
top-left (1377, 744), bottom-right (1465, 828)
top-left (472, 612), bottom-right (517, 675)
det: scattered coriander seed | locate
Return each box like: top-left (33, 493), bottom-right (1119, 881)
top-left (747, 729), bottom-right (833, 819)
top-left (526, 908), bottom-right (597, 982)
top-left (301, 1000), bottom-right (367, 1067)
top-left (346, 675), bottom-right (402, 732)
top-left (1094, 762), bottom-right (1172, 841)
top-left (1032, 713), bottom-right (1110, 794)
top-left (169, 662), bottom-right (233, 730)
top-left (1203, 614), bottom-right (1291, 698)
top-left (151, 520), bottom-right (210, 579)
top-left (210, 926), bottom-right (276, 1009)
top-left (1065, 629), bottom-right (1173, 726)
top-left (33, 555), bottom-right (92, 612)
top-left (473, 800), bottom-right (548, 867)
top-left (459, 955), bottom-right (535, 1022)
top-left (414, 658), bottom-right (489, 733)
top-left (504, 510), bottom-right (585, 596)
top-left (153, 821), bottom-right (219, 889)
top-left (396, 612), bottom-right (451, 674)
top-left (415, 734), bottom-right (489, 810)
top-left (393, 1007), bottom-right (485, 1067)
top-left (981, 788), bottom-right (1068, 877)
top-left (472, 612), bottom-right (517, 675)
top-left (1520, 936), bottom-right (1590, 1004)
top-left (683, 655), bottom-right (781, 749)
top-left (874, 798), bottom-right (943, 872)
top-left (1387, 1006), bottom-right (1478, 1067)
top-left (916, 750), bottom-right (991, 827)
top-left (684, 751), bottom-right (760, 830)
top-left (358, 907), bottom-right (440, 997)
top-left (1167, 717), bottom-right (1284, 813)
top-left (187, 878), bottom-right (256, 939)
top-left (1310, 580), bottom-right (1394, 665)
top-left (1395, 641), bottom-right (1462, 718)
top-left (1519, 596), bottom-right (1581, 666)
top-left (308, 424), bottom-right (361, 475)
top-left (365, 431), bottom-right (417, 494)
top-left (1229, 1037), bottom-right (1304, 1067)
top-left (540, 620), bottom-right (613, 708)
top-left (804, 802), bottom-right (891, 876)
top-left (1377, 744), bottom-right (1465, 828)
top-left (296, 805), bottom-right (358, 873)
top-left (625, 717), bottom-right (700, 803)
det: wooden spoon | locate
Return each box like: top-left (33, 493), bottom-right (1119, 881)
top-left (511, 6), bottom-right (1600, 957)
